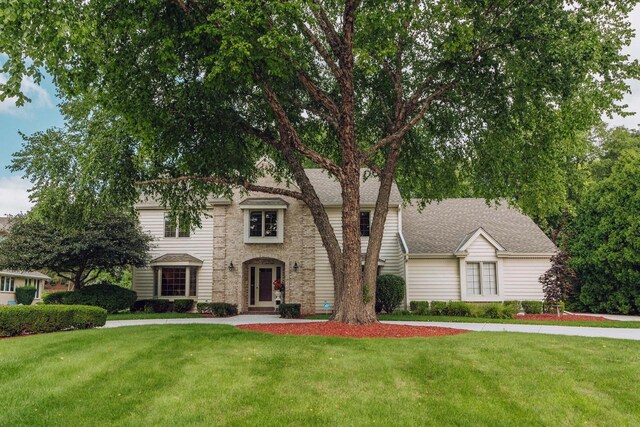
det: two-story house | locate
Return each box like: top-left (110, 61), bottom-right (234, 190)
top-left (132, 169), bottom-right (556, 315)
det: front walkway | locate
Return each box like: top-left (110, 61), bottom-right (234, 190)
top-left (103, 315), bottom-right (640, 341)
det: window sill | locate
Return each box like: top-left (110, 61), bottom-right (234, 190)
top-left (464, 296), bottom-right (503, 302)
top-left (244, 237), bottom-right (283, 244)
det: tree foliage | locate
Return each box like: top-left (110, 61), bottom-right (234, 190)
top-left (540, 251), bottom-right (576, 306)
top-left (569, 146), bottom-right (640, 314)
top-left (0, 214), bottom-right (152, 289)
top-left (1, 0), bottom-right (638, 323)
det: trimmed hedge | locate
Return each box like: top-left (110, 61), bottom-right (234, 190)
top-left (279, 303), bottom-right (301, 319)
top-left (0, 305), bottom-right (107, 337)
top-left (446, 301), bottom-right (472, 317)
top-left (15, 286), bottom-right (37, 305)
top-left (43, 284), bottom-right (137, 314)
top-left (194, 302), bottom-right (238, 317)
top-left (522, 301), bottom-right (543, 314)
top-left (430, 301), bottom-right (448, 316)
top-left (43, 291), bottom-right (73, 305)
top-left (376, 275), bottom-right (405, 314)
top-left (131, 299), bottom-right (170, 313)
top-left (409, 301), bottom-right (430, 315)
top-left (173, 299), bottom-right (194, 313)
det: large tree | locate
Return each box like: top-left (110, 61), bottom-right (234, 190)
top-left (0, 213), bottom-right (152, 289)
top-left (569, 129), bottom-right (640, 314)
top-left (1, 1), bottom-right (638, 323)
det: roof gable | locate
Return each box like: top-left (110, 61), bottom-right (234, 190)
top-left (455, 227), bottom-right (505, 253)
top-left (402, 199), bottom-right (556, 255)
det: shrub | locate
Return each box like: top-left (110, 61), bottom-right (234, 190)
top-left (63, 283), bottom-right (138, 313)
top-left (210, 303), bottom-right (238, 317)
top-left (410, 301), bottom-right (430, 315)
top-left (395, 309), bottom-right (411, 316)
top-left (15, 286), bottom-right (37, 305)
top-left (522, 300), bottom-right (543, 314)
top-left (481, 303), bottom-right (517, 319)
top-left (0, 305), bottom-right (107, 337)
top-left (503, 300), bottom-right (521, 310)
top-left (131, 299), bottom-right (170, 313)
top-left (445, 301), bottom-right (472, 317)
top-left (430, 301), bottom-right (448, 316)
top-left (173, 299), bottom-right (194, 313)
top-left (279, 303), bottom-right (301, 319)
top-left (375, 275), bottom-right (405, 314)
top-left (43, 291), bottom-right (73, 305)
top-left (196, 302), bottom-right (211, 314)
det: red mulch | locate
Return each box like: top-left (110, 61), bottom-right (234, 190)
top-left (237, 321), bottom-right (469, 338)
top-left (519, 314), bottom-right (612, 322)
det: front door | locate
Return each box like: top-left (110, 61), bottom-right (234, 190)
top-left (258, 267), bottom-right (273, 305)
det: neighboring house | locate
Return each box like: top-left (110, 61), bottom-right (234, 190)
top-left (0, 216), bottom-right (51, 305)
top-left (132, 169), bottom-right (555, 315)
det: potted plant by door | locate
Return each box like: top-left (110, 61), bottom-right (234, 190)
top-left (273, 279), bottom-right (285, 308)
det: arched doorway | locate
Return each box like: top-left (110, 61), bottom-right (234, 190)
top-left (243, 258), bottom-right (285, 309)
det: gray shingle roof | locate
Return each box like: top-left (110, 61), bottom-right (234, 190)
top-left (239, 198), bottom-right (289, 207)
top-left (151, 254), bottom-right (203, 265)
top-left (304, 169), bottom-right (403, 206)
top-left (0, 270), bottom-right (51, 280)
top-left (402, 199), bottom-right (556, 254)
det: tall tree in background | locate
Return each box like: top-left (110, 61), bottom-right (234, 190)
top-left (569, 129), bottom-right (640, 314)
top-left (1, 1), bottom-right (638, 323)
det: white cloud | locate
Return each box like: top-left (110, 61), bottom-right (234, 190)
top-left (0, 75), bottom-right (53, 116)
top-left (0, 176), bottom-right (33, 215)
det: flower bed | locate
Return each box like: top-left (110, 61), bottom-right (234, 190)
top-left (237, 321), bottom-right (469, 338)
top-left (519, 314), bottom-right (612, 322)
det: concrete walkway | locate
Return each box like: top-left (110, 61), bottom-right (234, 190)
top-left (103, 315), bottom-right (640, 341)
top-left (568, 312), bottom-right (640, 322)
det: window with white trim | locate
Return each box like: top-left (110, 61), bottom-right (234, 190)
top-left (466, 262), bottom-right (497, 296)
top-left (360, 211), bottom-right (371, 237)
top-left (164, 213), bottom-right (190, 238)
top-left (155, 266), bottom-right (198, 298)
top-left (244, 209), bottom-right (284, 243)
top-left (0, 276), bottom-right (15, 292)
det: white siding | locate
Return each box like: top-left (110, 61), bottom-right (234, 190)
top-left (406, 258), bottom-right (460, 302)
top-left (133, 209), bottom-right (214, 302)
top-left (502, 258), bottom-right (551, 301)
top-left (314, 207), bottom-right (403, 312)
top-left (465, 236), bottom-right (498, 261)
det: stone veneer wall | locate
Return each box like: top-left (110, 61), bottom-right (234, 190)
top-left (211, 195), bottom-right (317, 314)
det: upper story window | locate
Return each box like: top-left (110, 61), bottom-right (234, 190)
top-left (164, 213), bottom-right (190, 238)
top-left (249, 210), bottom-right (278, 238)
top-left (241, 198), bottom-right (288, 244)
top-left (360, 211), bottom-right (371, 237)
top-left (466, 262), bottom-right (497, 296)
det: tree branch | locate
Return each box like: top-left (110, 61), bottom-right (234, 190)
top-left (259, 78), bottom-right (343, 177)
top-left (365, 80), bottom-right (457, 158)
top-left (309, 1), bottom-right (344, 60)
top-left (299, 23), bottom-right (343, 80)
top-left (137, 175), bottom-right (305, 200)
top-left (296, 70), bottom-right (340, 125)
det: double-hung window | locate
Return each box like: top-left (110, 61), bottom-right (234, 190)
top-left (0, 276), bottom-right (15, 293)
top-left (25, 278), bottom-right (42, 299)
top-left (466, 262), bottom-right (497, 296)
top-left (164, 213), bottom-right (190, 238)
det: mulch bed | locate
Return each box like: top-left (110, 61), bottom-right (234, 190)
top-left (237, 321), bottom-right (469, 338)
top-left (518, 314), bottom-right (612, 322)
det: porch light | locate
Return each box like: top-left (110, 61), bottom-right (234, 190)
top-left (228, 262), bottom-right (235, 271)
top-left (293, 262), bottom-right (299, 272)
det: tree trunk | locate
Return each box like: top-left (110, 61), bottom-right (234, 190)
top-left (330, 163), bottom-right (377, 324)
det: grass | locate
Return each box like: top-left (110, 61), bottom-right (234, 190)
top-left (1, 325), bottom-right (640, 426)
top-left (107, 312), bottom-right (205, 321)
top-left (306, 314), bottom-right (640, 328)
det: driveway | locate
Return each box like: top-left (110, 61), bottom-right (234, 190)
top-left (103, 315), bottom-right (640, 341)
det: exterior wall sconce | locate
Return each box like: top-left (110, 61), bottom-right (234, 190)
top-left (293, 262), bottom-right (299, 272)
top-left (228, 262), bottom-right (235, 271)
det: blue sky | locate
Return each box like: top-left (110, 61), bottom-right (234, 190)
top-left (1, 6), bottom-right (639, 215)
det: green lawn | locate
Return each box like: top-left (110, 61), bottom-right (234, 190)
top-left (107, 312), bottom-right (205, 320)
top-left (306, 314), bottom-right (640, 328)
top-left (1, 325), bottom-right (639, 426)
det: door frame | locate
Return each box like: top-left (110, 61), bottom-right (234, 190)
top-left (248, 264), bottom-right (283, 308)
